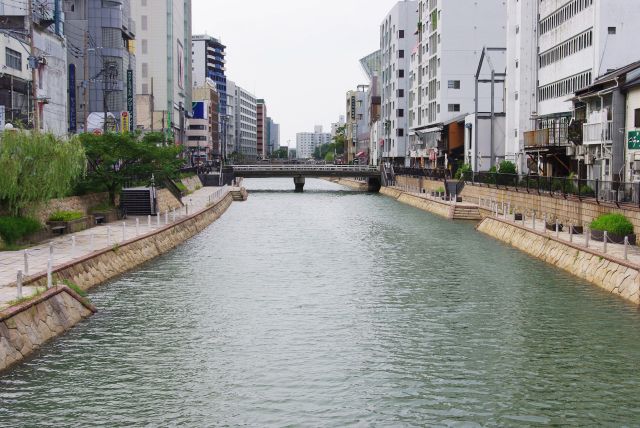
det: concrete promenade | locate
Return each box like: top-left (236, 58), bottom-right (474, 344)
top-left (0, 186), bottom-right (230, 309)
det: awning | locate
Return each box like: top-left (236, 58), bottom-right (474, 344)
top-left (356, 151), bottom-right (367, 158)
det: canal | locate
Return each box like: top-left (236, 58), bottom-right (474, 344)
top-left (2, 178), bottom-right (640, 426)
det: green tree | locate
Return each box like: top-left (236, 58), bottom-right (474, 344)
top-left (272, 147), bottom-right (289, 159)
top-left (79, 132), bottom-right (184, 205)
top-left (0, 131), bottom-right (86, 215)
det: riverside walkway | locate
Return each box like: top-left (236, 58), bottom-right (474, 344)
top-left (0, 186), bottom-right (231, 309)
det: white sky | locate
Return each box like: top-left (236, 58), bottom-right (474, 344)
top-left (192, 0), bottom-right (399, 149)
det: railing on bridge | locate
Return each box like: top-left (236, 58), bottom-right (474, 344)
top-left (231, 165), bottom-right (380, 173)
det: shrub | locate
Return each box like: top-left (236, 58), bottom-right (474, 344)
top-left (590, 213), bottom-right (634, 236)
top-left (0, 216), bottom-right (42, 245)
top-left (454, 163), bottom-right (472, 180)
top-left (175, 182), bottom-right (188, 195)
top-left (49, 211), bottom-right (84, 222)
top-left (580, 184), bottom-right (595, 196)
top-left (498, 160), bottom-right (517, 175)
top-left (436, 187), bottom-right (445, 193)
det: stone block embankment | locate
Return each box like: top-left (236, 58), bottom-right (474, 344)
top-left (381, 187), bottom-right (452, 219)
top-left (329, 178), bottom-right (369, 191)
top-left (0, 286), bottom-right (97, 372)
top-left (477, 217), bottom-right (640, 305)
top-left (181, 175), bottom-right (204, 193)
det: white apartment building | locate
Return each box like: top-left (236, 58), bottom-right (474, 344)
top-left (380, 1), bottom-right (418, 166)
top-left (132, 0), bottom-right (192, 144)
top-left (225, 79), bottom-right (237, 156)
top-left (296, 126), bottom-right (332, 159)
top-left (234, 84), bottom-right (257, 161)
top-left (507, 0), bottom-right (640, 177)
top-left (411, 0), bottom-right (506, 170)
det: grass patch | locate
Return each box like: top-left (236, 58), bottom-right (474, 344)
top-left (175, 182), bottom-right (188, 195)
top-left (49, 210), bottom-right (85, 222)
top-left (7, 287), bottom-right (46, 307)
top-left (590, 213), bottom-right (634, 236)
top-left (62, 279), bottom-right (87, 297)
top-left (0, 216), bottom-right (42, 245)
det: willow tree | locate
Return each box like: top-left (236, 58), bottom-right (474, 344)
top-left (0, 131), bottom-right (86, 215)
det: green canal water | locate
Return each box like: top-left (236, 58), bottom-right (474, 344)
top-left (2, 178), bottom-right (640, 426)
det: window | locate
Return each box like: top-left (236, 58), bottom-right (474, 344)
top-left (448, 104), bottom-right (460, 112)
top-left (447, 80), bottom-right (460, 89)
top-left (141, 83), bottom-right (149, 94)
top-left (397, 109), bottom-right (404, 117)
top-left (399, 30), bottom-right (404, 39)
top-left (608, 27), bottom-right (616, 34)
top-left (5, 48), bottom-right (21, 71)
top-left (141, 63), bottom-right (148, 78)
top-left (141, 39), bottom-right (148, 54)
top-left (398, 69), bottom-right (405, 78)
top-left (141, 16), bottom-right (148, 31)
top-left (635, 108), bottom-right (640, 128)
top-left (397, 89), bottom-right (404, 97)
top-left (397, 128), bottom-right (404, 137)
top-left (398, 50), bottom-right (404, 58)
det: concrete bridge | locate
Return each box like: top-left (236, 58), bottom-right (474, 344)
top-left (224, 165), bottom-right (382, 192)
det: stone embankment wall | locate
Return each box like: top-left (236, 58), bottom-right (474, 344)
top-left (0, 286), bottom-right (97, 372)
top-left (157, 189), bottom-right (183, 213)
top-left (380, 187), bottom-right (452, 218)
top-left (411, 177), bottom-right (640, 234)
top-left (181, 176), bottom-right (203, 193)
top-left (24, 193), bottom-right (234, 292)
top-left (477, 217), bottom-right (640, 305)
top-left (31, 193), bottom-right (112, 224)
top-left (330, 178), bottom-right (369, 191)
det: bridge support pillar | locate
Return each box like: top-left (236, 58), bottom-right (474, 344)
top-left (294, 176), bottom-right (305, 193)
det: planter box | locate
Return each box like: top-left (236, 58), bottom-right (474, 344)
top-left (47, 217), bottom-right (91, 235)
top-left (514, 213), bottom-right (523, 221)
top-left (546, 221), bottom-right (563, 232)
top-left (569, 225), bottom-right (583, 235)
top-left (456, 196), bottom-right (463, 202)
top-left (591, 230), bottom-right (636, 245)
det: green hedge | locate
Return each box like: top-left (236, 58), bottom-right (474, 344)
top-left (590, 213), bottom-right (634, 236)
top-left (0, 217), bottom-right (42, 245)
top-left (49, 210), bottom-right (84, 222)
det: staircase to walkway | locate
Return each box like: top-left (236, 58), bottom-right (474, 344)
top-left (231, 188), bottom-right (248, 201)
top-left (449, 204), bottom-right (482, 221)
top-left (120, 188), bottom-right (156, 215)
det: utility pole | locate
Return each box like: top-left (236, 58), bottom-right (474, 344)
top-left (27, 0), bottom-right (39, 131)
top-left (83, 31), bottom-right (89, 131)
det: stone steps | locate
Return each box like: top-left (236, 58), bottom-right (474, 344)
top-left (451, 205), bottom-right (482, 221)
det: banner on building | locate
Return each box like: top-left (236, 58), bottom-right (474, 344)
top-left (192, 101), bottom-right (207, 120)
top-left (121, 111), bottom-right (130, 134)
top-left (629, 131), bottom-right (640, 150)
top-left (127, 69), bottom-right (134, 132)
top-left (351, 95), bottom-right (356, 120)
top-left (69, 64), bottom-right (77, 133)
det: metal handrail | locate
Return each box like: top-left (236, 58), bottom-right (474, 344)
top-left (231, 165), bottom-right (380, 172)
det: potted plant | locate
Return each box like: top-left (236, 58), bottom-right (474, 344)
top-left (569, 224), bottom-right (584, 235)
top-left (514, 213), bottom-right (523, 221)
top-left (436, 187), bottom-right (445, 198)
top-left (47, 210), bottom-right (90, 235)
top-left (590, 213), bottom-right (636, 245)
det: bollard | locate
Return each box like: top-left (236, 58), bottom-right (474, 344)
top-left (107, 226), bottom-right (112, 244)
top-left (569, 225), bottom-right (573, 243)
top-left (122, 222), bottom-right (126, 241)
top-left (586, 228), bottom-right (590, 248)
top-left (624, 236), bottom-right (629, 260)
top-left (522, 212), bottom-right (525, 227)
top-left (47, 259), bottom-right (53, 289)
top-left (604, 231), bottom-right (608, 253)
top-left (49, 242), bottom-right (54, 259)
top-left (16, 270), bottom-right (23, 299)
top-left (543, 214), bottom-right (548, 233)
top-left (165, 210), bottom-right (169, 225)
top-left (148, 215), bottom-right (151, 229)
top-left (71, 235), bottom-right (76, 258)
top-left (555, 219), bottom-right (559, 238)
top-left (507, 202), bottom-right (511, 217)
top-left (532, 212), bottom-right (536, 231)
top-left (136, 218), bottom-right (140, 236)
top-left (23, 250), bottom-right (29, 276)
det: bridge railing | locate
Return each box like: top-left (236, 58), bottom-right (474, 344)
top-left (231, 165), bottom-right (380, 173)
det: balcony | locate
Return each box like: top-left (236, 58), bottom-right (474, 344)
top-left (524, 124), bottom-right (569, 150)
top-left (582, 121), bottom-right (613, 145)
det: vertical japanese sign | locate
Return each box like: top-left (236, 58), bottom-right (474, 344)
top-left (121, 111), bottom-right (130, 134)
top-left (127, 69), bottom-right (134, 132)
top-left (69, 64), bottom-right (77, 133)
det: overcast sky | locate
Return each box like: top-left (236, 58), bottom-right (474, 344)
top-left (192, 0), bottom-right (399, 149)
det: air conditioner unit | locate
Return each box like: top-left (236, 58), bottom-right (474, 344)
top-left (566, 146), bottom-right (575, 156)
top-left (584, 154), bottom-right (594, 165)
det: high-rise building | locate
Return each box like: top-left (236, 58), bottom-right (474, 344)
top-left (345, 87), bottom-right (370, 164)
top-left (225, 79), bottom-right (237, 158)
top-left (65, 0), bottom-right (136, 134)
top-left (296, 126), bottom-right (332, 159)
top-left (132, 0), bottom-right (192, 144)
top-left (380, 1), bottom-right (418, 166)
top-left (187, 79), bottom-right (219, 164)
top-left (268, 119), bottom-right (280, 153)
top-left (411, 0), bottom-right (506, 170)
top-left (361, 50), bottom-right (382, 165)
top-left (507, 0), bottom-right (640, 178)
top-left (256, 99), bottom-right (267, 159)
top-left (192, 35), bottom-right (227, 116)
top-left (0, 0), bottom-right (67, 135)
top-left (234, 85), bottom-right (257, 161)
